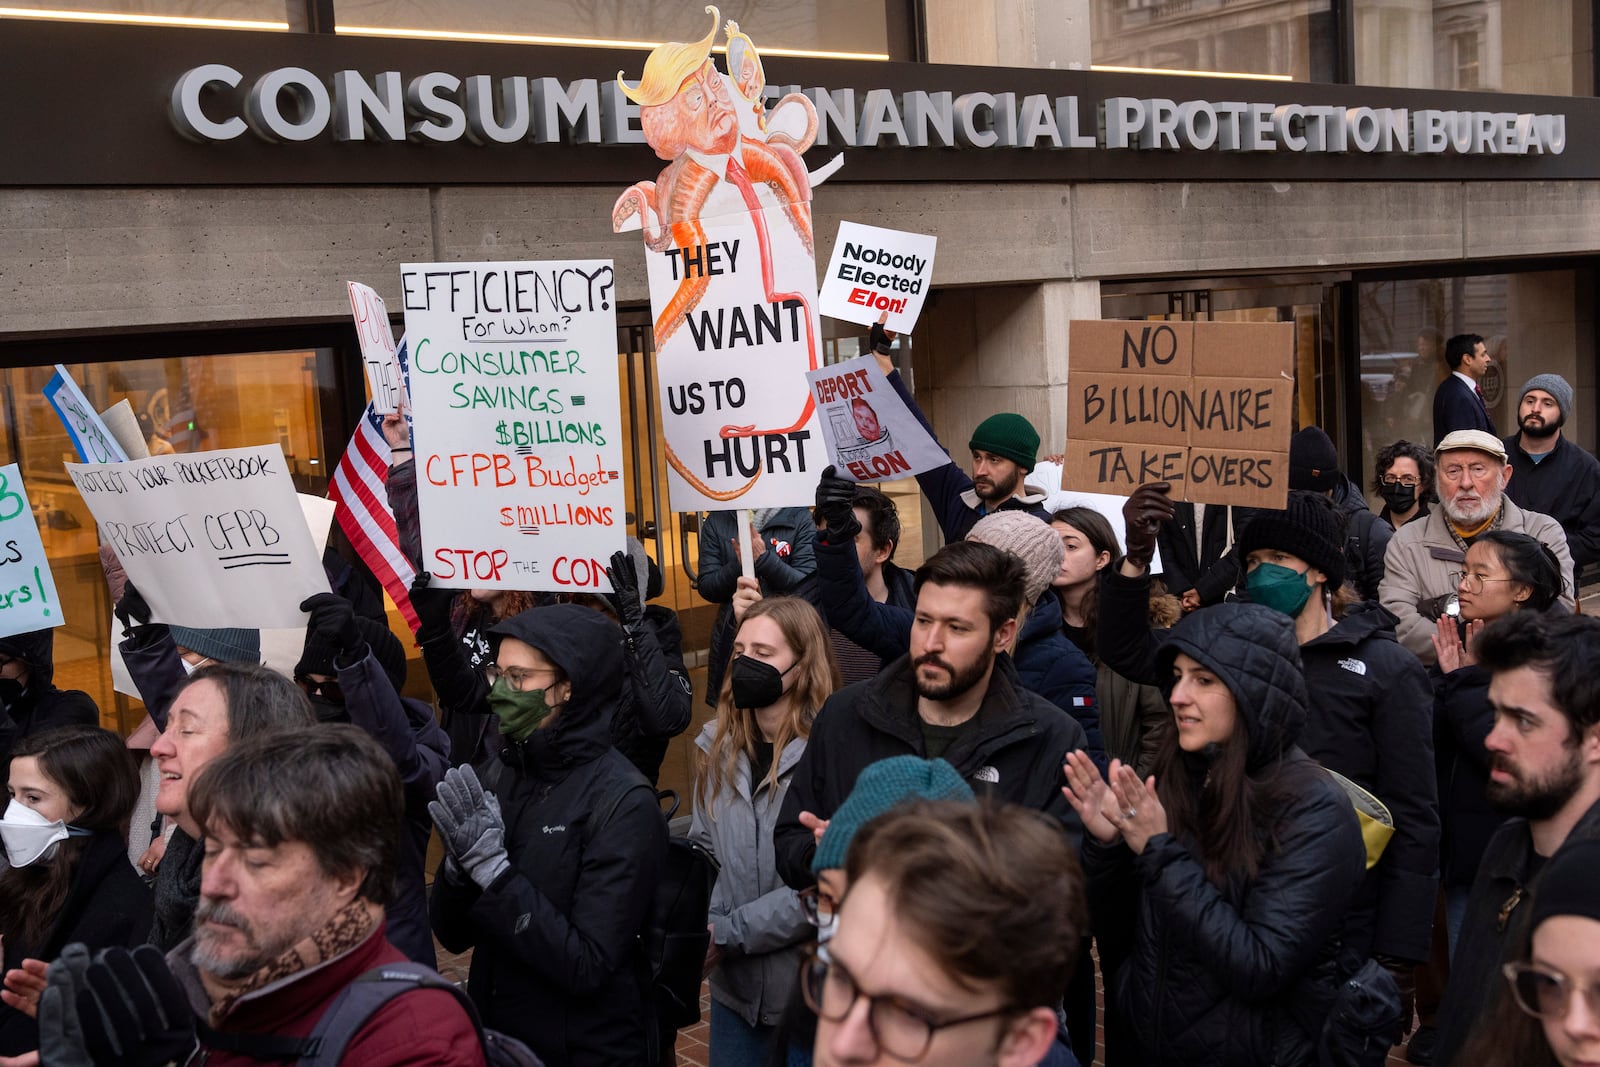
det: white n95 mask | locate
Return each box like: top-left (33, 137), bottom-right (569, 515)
top-left (0, 798), bottom-right (70, 867)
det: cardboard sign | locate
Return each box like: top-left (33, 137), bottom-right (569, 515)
top-left (65, 445), bottom-right (329, 629)
top-left (349, 281), bottom-right (405, 414)
top-left (0, 465), bottom-right (64, 637)
top-left (642, 210), bottom-right (825, 510)
top-left (1063, 320), bottom-right (1294, 508)
top-left (805, 355), bottom-right (947, 481)
top-left (818, 222), bottom-right (937, 333)
top-left (400, 259), bottom-right (626, 591)
top-left (43, 366), bottom-right (129, 464)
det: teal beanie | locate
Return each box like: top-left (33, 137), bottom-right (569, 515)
top-left (812, 756), bottom-right (975, 874)
top-left (968, 413), bottom-right (1040, 472)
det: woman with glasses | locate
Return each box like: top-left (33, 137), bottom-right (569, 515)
top-left (1459, 838), bottom-right (1600, 1066)
top-left (1432, 530), bottom-right (1565, 956)
top-left (1372, 439), bottom-right (1436, 530)
top-left (689, 595), bottom-right (838, 1067)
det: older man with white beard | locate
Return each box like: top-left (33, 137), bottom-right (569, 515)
top-left (1381, 429), bottom-right (1574, 661)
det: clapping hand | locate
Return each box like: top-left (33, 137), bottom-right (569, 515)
top-left (430, 765), bottom-right (511, 891)
top-left (1431, 615), bottom-right (1482, 674)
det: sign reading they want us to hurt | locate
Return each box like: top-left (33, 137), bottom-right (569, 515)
top-left (1063, 320), bottom-right (1295, 509)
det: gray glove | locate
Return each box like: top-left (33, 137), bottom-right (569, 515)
top-left (38, 944), bottom-right (91, 1067)
top-left (429, 765), bottom-right (511, 890)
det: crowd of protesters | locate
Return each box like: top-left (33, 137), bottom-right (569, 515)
top-left (2, 330), bottom-right (1600, 1067)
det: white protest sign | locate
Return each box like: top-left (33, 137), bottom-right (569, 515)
top-left (0, 465), bottom-right (64, 637)
top-left (65, 445), bottom-right (329, 630)
top-left (99, 400), bottom-right (152, 460)
top-left (1030, 460), bottom-right (1166, 576)
top-left (645, 208), bottom-right (824, 511)
top-left (349, 281), bottom-right (405, 415)
top-left (805, 355), bottom-right (949, 482)
top-left (818, 222), bottom-right (937, 334)
top-left (43, 366), bottom-right (129, 464)
top-left (401, 260), bottom-right (626, 592)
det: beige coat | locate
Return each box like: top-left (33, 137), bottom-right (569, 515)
top-left (1379, 497), bottom-right (1573, 661)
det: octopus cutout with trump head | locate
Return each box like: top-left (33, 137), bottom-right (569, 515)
top-left (614, 7), bottom-right (840, 510)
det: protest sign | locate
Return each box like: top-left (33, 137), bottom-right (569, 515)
top-left (805, 354), bottom-right (947, 481)
top-left (400, 259), bottom-right (626, 592)
top-left (0, 465), bottom-right (63, 637)
top-left (615, 10), bottom-right (830, 512)
top-left (349, 281), bottom-right (405, 414)
top-left (99, 400), bottom-right (151, 460)
top-left (44, 366), bottom-right (129, 464)
top-left (818, 222), bottom-right (937, 334)
top-left (65, 445), bottom-right (329, 630)
top-left (1062, 319), bottom-right (1294, 509)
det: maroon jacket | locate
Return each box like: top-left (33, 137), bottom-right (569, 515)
top-left (168, 923), bottom-right (484, 1066)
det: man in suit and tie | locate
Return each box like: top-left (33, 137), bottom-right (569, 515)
top-left (1432, 332), bottom-right (1496, 443)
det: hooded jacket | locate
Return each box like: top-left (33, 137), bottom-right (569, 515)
top-left (1097, 604), bottom-right (1367, 1066)
top-left (699, 508), bottom-right (817, 707)
top-left (0, 630), bottom-right (99, 767)
top-left (773, 653), bottom-right (1088, 889)
top-left (430, 604), bottom-right (667, 1067)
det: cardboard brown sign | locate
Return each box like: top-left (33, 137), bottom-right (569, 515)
top-left (1064, 319), bottom-right (1294, 509)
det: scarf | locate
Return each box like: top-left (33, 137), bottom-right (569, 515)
top-left (149, 829), bottom-right (205, 951)
top-left (1446, 502), bottom-right (1505, 552)
top-left (200, 896), bottom-right (383, 1027)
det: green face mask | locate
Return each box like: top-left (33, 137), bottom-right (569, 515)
top-left (1246, 561), bottom-right (1314, 618)
top-left (487, 676), bottom-right (556, 742)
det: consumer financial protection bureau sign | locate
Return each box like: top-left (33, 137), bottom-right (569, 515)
top-left (168, 65), bottom-right (1570, 157)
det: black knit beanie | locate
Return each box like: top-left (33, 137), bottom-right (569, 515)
top-left (1238, 490), bottom-right (1348, 590)
top-left (1530, 838), bottom-right (1600, 930)
top-left (1288, 427), bottom-right (1341, 493)
top-left (295, 617), bottom-right (407, 694)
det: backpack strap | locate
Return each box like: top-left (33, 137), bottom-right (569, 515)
top-left (295, 962), bottom-right (491, 1066)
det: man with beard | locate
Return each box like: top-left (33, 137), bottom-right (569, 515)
top-left (773, 540), bottom-right (1088, 890)
top-left (1380, 430), bottom-right (1573, 661)
top-left (1503, 374), bottom-right (1600, 569)
top-left (1433, 612), bottom-right (1600, 1067)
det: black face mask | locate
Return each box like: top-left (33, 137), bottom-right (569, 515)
top-left (1381, 483), bottom-right (1417, 513)
top-left (0, 677), bottom-right (23, 711)
top-left (308, 694), bottom-right (350, 724)
top-left (729, 656), bottom-right (791, 710)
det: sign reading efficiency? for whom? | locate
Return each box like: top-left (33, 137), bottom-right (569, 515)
top-left (818, 222), bottom-right (937, 334)
top-left (401, 260), bottom-right (625, 592)
top-left (1062, 319), bottom-right (1295, 509)
top-left (0, 465), bottom-right (64, 638)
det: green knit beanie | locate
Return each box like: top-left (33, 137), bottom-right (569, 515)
top-left (968, 413), bottom-right (1039, 472)
top-left (812, 756), bottom-right (975, 874)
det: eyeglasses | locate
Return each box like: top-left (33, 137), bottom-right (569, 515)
top-left (1449, 571), bottom-right (1519, 595)
top-left (295, 676), bottom-right (344, 704)
top-left (1380, 476), bottom-right (1421, 488)
top-left (798, 886), bottom-right (838, 928)
top-left (1503, 962), bottom-right (1600, 1021)
top-left (799, 946), bottom-right (1017, 1063)
top-left (484, 664), bottom-right (558, 692)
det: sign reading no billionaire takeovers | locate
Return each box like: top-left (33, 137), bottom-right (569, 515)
top-left (0, 465), bottom-right (64, 637)
top-left (65, 445), bottom-right (330, 629)
top-left (400, 260), bottom-right (626, 592)
top-left (1062, 320), bottom-right (1295, 509)
top-left (349, 281), bottom-right (406, 415)
top-left (805, 355), bottom-right (948, 481)
top-left (818, 222), bottom-right (937, 334)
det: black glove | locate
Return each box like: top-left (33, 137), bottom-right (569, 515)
top-left (814, 465), bottom-right (861, 543)
top-left (1376, 954), bottom-right (1417, 1042)
top-left (299, 592), bottom-right (363, 659)
top-left (73, 945), bottom-right (196, 1067)
top-left (1121, 482), bottom-right (1176, 572)
top-left (604, 550), bottom-right (645, 632)
top-left (408, 572), bottom-right (460, 635)
top-left (37, 943), bottom-right (91, 1067)
top-left (114, 582), bottom-right (152, 631)
top-left (869, 321), bottom-right (895, 356)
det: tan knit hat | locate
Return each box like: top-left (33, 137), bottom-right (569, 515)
top-left (966, 512), bottom-right (1063, 605)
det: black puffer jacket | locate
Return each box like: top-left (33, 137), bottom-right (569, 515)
top-left (429, 605), bottom-right (667, 1067)
top-left (0, 630), bottom-right (99, 766)
top-left (1096, 604), bottom-right (1367, 1066)
top-left (1431, 662), bottom-right (1505, 890)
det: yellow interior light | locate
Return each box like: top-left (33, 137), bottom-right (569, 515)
top-left (1091, 63), bottom-right (1295, 82)
top-left (0, 6), bottom-right (288, 30)
top-left (335, 23), bottom-right (889, 61)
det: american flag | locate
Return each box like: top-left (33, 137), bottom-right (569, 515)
top-left (329, 402), bottom-right (420, 633)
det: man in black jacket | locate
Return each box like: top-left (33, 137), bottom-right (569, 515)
top-left (1434, 612), bottom-right (1600, 1066)
top-left (806, 477), bottom-right (919, 685)
top-left (774, 540), bottom-right (1088, 891)
top-left (0, 629), bottom-right (98, 767)
top-left (1502, 373), bottom-right (1600, 569)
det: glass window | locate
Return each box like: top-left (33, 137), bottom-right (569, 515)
top-left (1355, 0), bottom-right (1589, 95)
top-left (1091, 0), bottom-right (1337, 81)
top-left (0, 0), bottom-right (295, 28)
top-left (0, 351), bottom-right (336, 734)
top-left (333, 0), bottom-right (894, 60)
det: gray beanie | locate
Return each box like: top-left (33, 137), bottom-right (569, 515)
top-left (967, 511), bottom-right (1064, 605)
top-left (1520, 374), bottom-right (1573, 420)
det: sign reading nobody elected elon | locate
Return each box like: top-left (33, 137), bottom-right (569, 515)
top-left (1063, 320), bottom-right (1294, 509)
top-left (65, 445), bottom-right (330, 629)
top-left (401, 260), bottom-right (625, 592)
